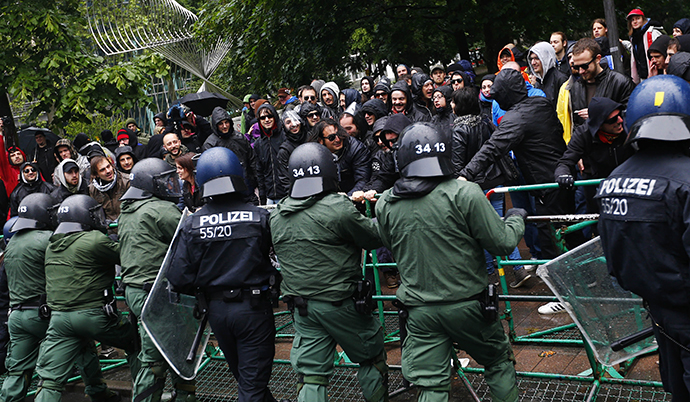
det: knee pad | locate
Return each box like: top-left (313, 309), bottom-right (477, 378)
top-left (37, 379), bottom-right (64, 393)
top-left (296, 374), bottom-right (329, 394)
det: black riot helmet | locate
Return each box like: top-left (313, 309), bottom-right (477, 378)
top-left (54, 194), bottom-right (108, 235)
top-left (12, 193), bottom-right (56, 232)
top-left (395, 122), bottom-right (453, 178)
top-left (288, 143), bottom-right (339, 199)
top-left (120, 157), bottom-right (182, 201)
top-left (196, 147), bottom-right (247, 197)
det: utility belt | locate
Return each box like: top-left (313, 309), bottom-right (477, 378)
top-left (11, 295), bottom-right (51, 320)
top-left (393, 285), bottom-right (499, 322)
top-left (283, 279), bottom-right (374, 317)
top-left (204, 275), bottom-right (281, 309)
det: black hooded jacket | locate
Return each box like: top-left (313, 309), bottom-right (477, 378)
top-left (360, 76), bottom-right (375, 102)
top-left (362, 114), bottom-right (411, 193)
top-left (389, 81), bottom-right (430, 123)
top-left (410, 74), bottom-right (433, 120)
top-left (276, 121), bottom-right (308, 199)
top-left (361, 98), bottom-right (388, 121)
top-left (334, 136), bottom-right (371, 196)
top-left (555, 97), bottom-right (634, 183)
top-left (115, 146), bottom-right (137, 174)
top-left (430, 86), bottom-right (455, 139)
top-left (460, 69), bottom-right (566, 186)
top-left (203, 106), bottom-right (260, 204)
top-left (341, 89), bottom-right (362, 109)
top-left (9, 162), bottom-right (54, 216)
top-left (570, 65), bottom-right (635, 128)
top-left (254, 104), bottom-right (286, 200)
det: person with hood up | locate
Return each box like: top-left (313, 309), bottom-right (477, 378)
top-left (115, 146), bottom-right (137, 174)
top-left (389, 81), bottom-right (430, 123)
top-left (255, 103), bottom-right (286, 204)
top-left (459, 68), bottom-right (581, 260)
top-left (360, 76), bottom-right (375, 102)
top-left (276, 110), bottom-right (309, 198)
top-left (299, 101), bottom-right (323, 131)
top-left (309, 119), bottom-right (371, 196)
top-left (625, 8), bottom-right (664, 83)
top-left (320, 82), bottom-right (342, 119)
top-left (555, 97), bottom-right (634, 215)
top-left (100, 130), bottom-right (118, 153)
top-left (116, 128), bottom-right (148, 161)
top-left (52, 138), bottom-right (89, 186)
top-left (479, 75), bottom-right (495, 118)
top-left (6, 146), bottom-right (26, 196)
top-left (373, 80), bottom-right (391, 104)
top-left (668, 51), bottom-right (690, 83)
top-left (339, 88), bottom-right (362, 112)
top-left (73, 133), bottom-right (115, 168)
top-left (672, 17), bottom-right (690, 36)
top-left (409, 73), bottom-right (433, 120)
top-left (9, 162), bottom-right (54, 216)
top-left (50, 159), bottom-right (88, 204)
top-left (361, 98), bottom-right (389, 154)
top-left (496, 44), bottom-right (528, 74)
top-left (125, 117), bottom-right (148, 145)
top-left (527, 41), bottom-right (568, 104)
top-left (352, 113), bottom-right (411, 205)
top-left (178, 120), bottom-right (203, 153)
top-left (430, 86), bottom-right (455, 138)
top-left (491, 61), bottom-right (546, 126)
top-left (204, 106), bottom-right (260, 204)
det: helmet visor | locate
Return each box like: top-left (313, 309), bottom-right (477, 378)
top-left (291, 177), bottom-right (324, 199)
top-left (626, 114), bottom-right (690, 144)
top-left (202, 176), bottom-right (248, 198)
top-left (153, 170), bottom-right (183, 198)
top-left (89, 204), bottom-right (108, 231)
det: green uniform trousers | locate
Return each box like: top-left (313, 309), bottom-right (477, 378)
top-left (403, 300), bottom-right (518, 402)
top-left (291, 299), bottom-right (388, 402)
top-left (126, 287), bottom-right (195, 402)
top-left (0, 309), bottom-right (109, 402)
top-left (34, 308), bottom-right (138, 402)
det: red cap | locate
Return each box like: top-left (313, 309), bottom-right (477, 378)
top-left (627, 9), bottom-right (644, 19)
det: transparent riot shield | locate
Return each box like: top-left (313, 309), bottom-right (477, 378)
top-left (536, 236), bottom-right (656, 367)
top-left (140, 209), bottom-right (211, 380)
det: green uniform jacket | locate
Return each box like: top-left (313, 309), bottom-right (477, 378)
top-left (375, 178), bottom-right (524, 306)
top-left (270, 193), bottom-right (383, 302)
top-left (118, 198), bottom-right (181, 286)
top-left (45, 231), bottom-right (120, 311)
top-left (4, 230), bottom-right (52, 305)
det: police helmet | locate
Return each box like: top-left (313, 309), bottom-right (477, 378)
top-left (288, 143), bottom-right (338, 199)
top-left (54, 194), bottom-right (108, 235)
top-left (12, 193), bottom-right (56, 232)
top-left (120, 158), bottom-right (182, 201)
top-left (625, 75), bottom-right (690, 144)
top-left (3, 217), bottom-right (18, 246)
top-left (196, 147), bottom-right (247, 197)
top-left (395, 122), bottom-right (453, 178)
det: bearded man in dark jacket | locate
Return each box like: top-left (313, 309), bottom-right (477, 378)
top-left (389, 81), bottom-right (430, 123)
top-left (460, 68), bottom-right (581, 258)
top-left (203, 106), bottom-right (260, 205)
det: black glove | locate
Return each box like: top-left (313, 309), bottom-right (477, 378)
top-left (505, 208), bottom-right (528, 222)
top-left (556, 174), bottom-right (574, 190)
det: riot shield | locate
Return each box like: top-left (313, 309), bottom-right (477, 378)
top-left (140, 209), bottom-right (211, 380)
top-left (536, 237), bottom-right (656, 367)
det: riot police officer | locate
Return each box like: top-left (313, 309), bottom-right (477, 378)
top-left (34, 194), bottom-right (138, 402)
top-left (270, 143), bottom-right (388, 402)
top-left (597, 75), bottom-right (690, 401)
top-left (167, 147), bottom-right (281, 402)
top-left (1, 194), bottom-right (114, 402)
top-left (375, 123), bottom-right (525, 402)
top-left (117, 158), bottom-right (196, 402)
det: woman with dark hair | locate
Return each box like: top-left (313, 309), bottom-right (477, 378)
top-left (360, 76), bottom-right (375, 103)
top-left (176, 152), bottom-right (203, 211)
top-left (430, 86), bottom-right (454, 138)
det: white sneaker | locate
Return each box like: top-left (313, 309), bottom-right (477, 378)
top-left (538, 302), bottom-right (567, 314)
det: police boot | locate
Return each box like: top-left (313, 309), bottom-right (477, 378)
top-left (170, 384), bottom-right (197, 402)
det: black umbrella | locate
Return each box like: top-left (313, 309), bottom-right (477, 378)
top-left (177, 91), bottom-right (229, 116)
top-left (18, 127), bottom-right (60, 158)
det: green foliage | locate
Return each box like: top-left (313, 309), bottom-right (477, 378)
top-left (63, 113), bottom-right (127, 142)
top-left (0, 0), bottom-right (170, 133)
top-left (197, 0), bottom-right (690, 90)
